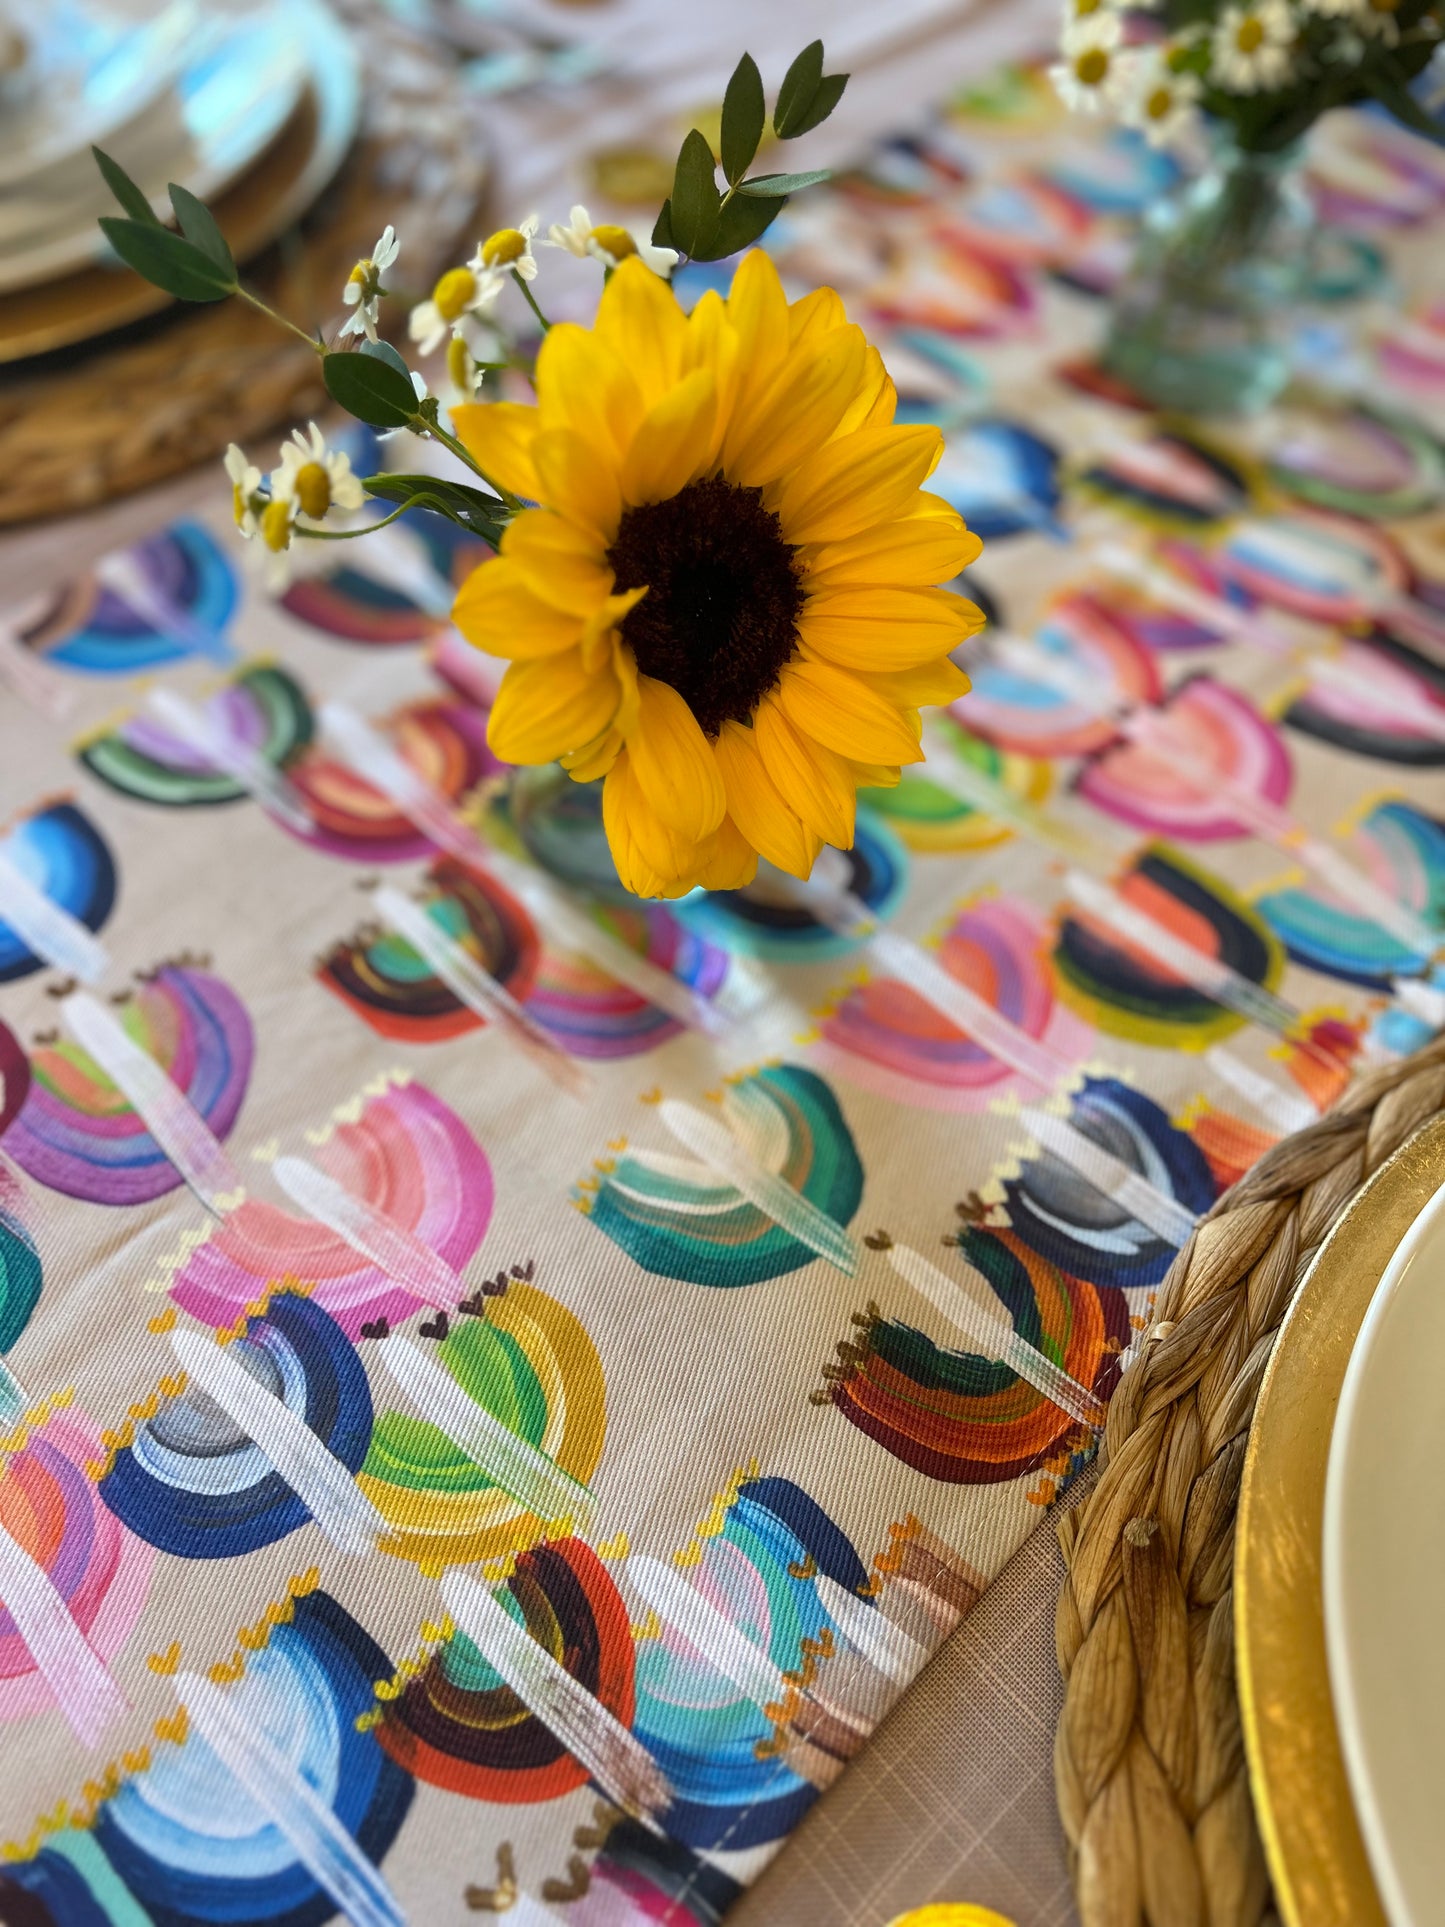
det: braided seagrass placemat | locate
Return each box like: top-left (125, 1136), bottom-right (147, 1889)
top-left (1054, 1029), bottom-right (1445, 1927)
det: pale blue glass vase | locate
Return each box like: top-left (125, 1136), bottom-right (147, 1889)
top-left (1103, 134), bottom-right (1317, 417)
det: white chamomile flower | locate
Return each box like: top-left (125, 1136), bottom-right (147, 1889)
top-left (269, 422), bottom-right (366, 524)
top-left (1211, 0), bottom-right (1295, 93)
top-left (477, 213), bottom-right (540, 283)
top-left (223, 443), bottom-right (263, 540)
top-left (1300, 0), bottom-right (1368, 14)
top-left (1118, 47), bottom-right (1203, 147)
top-left (1050, 10), bottom-right (1126, 113)
top-left (408, 255), bottom-right (505, 356)
top-left (339, 225), bottom-right (400, 343)
top-left (544, 204), bottom-right (678, 276)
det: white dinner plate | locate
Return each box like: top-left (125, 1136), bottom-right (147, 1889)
top-left (0, 0), bottom-right (314, 292)
top-left (1323, 1177), bottom-right (1445, 1927)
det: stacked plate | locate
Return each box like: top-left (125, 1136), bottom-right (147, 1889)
top-left (1237, 1119), bottom-right (1445, 1927)
top-left (0, 0), bottom-right (362, 358)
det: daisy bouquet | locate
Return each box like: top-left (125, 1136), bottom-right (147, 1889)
top-left (1052, 0), bottom-right (1445, 151)
top-left (90, 40), bottom-right (983, 901)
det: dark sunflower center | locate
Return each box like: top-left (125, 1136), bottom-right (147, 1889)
top-left (606, 476), bottom-right (805, 738)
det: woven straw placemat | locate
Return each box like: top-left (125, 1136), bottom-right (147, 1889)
top-left (0, 8), bottom-right (486, 526)
top-left (1054, 1029), bottom-right (1445, 1927)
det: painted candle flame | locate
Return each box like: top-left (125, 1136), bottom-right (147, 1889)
top-left (0, 845), bottom-right (108, 983)
top-left (169, 1327), bottom-right (385, 1556)
top-left (441, 1566), bottom-right (670, 1827)
top-left (271, 1155), bottom-right (462, 1311)
top-left (658, 1099), bottom-right (858, 1276)
top-left (376, 1333), bottom-right (594, 1532)
top-left (884, 1241), bottom-right (1104, 1430)
top-left (63, 992), bottom-right (243, 1216)
top-left (173, 1669), bottom-right (405, 1927)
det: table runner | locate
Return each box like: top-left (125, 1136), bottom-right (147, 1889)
top-left (1, 54), bottom-right (1443, 1927)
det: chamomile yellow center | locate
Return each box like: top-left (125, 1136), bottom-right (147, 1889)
top-left (590, 224), bottom-right (637, 262)
top-left (481, 227), bottom-right (528, 268)
top-left (1146, 84), bottom-right (1174, 119)
top-left (1074, 47), bottom-right (1110, 84)
top-left (232, 483), bottom-right (249, 527)
top-left (432, 267), bottom-right (478, 322)
top-left (294, 461), bottom-right (332, 520)
top-left (348, 257), bottom-right (374, 287)
top-left (261, 499), bottom-right (294, 553)
top-left (446, 334), bottom-right (474, 394)
top-left (1236, 16), bottom-right (1265, 50)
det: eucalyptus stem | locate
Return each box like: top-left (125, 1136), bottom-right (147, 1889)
top-left (512, 269), bottom-right (552, 334)
top-left (235, 283), bottom-right (326, 353)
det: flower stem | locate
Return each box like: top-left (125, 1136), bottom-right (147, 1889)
top-left (415, 414), bottom-right (525, 512)
top-left (512, 269), bottom-right (552, 333)
top-left (234, 283), bottom-right (326, 353)
top-left (294, 502), bottom-right (414, 539)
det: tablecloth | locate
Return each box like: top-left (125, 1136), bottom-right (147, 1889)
top-left (1, 21), bottom-right (1445, 1927)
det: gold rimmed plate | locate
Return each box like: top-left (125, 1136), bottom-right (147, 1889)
top-left (1236, 1114), bottom-right (1445, 1927)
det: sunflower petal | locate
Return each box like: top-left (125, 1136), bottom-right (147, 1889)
top-left (561, 723), bottom-right (623, 783)
top-left (452, 557), bottom-right (583, 659)
top-left (829, 344), bottom-right (896, 438)
top-left (804, 512), bottom-right (983, 588)
top-left (797, 584), bottom-right (982, 669)
top-left (723, 325), bottom-right (870, 490)
top-left (487, 649), bottom-right (621, 763)
top-left (535, 323), bottom-right (644, 464)
top-left (451, 401), bottom-right (541, 501)
top-left (593, 258), bottom-right (687, 410)
top-left (619, 369), bottom-right (718, 506)
top-left (776, 658), bottom-right (924, 764)
top-left (679, 291), bottom-right (741, 460)
top-left (849, 758), bottom-right (901, 790)
top-left (857, 657), bottom-right (972, 708)
top-left (531, 427), bottom-right (622, 545)
top-left (714, 719), bottom-right (824, 876)
top-left (753, 692), bottom-right (857, 847)
top-left (788, 286), bottom-right (847, 344)
top-left (724, 251), bottom-right (794, 440)
top-left (625, 675), bottom-right (726, 839)
top-left (771, 423), bottom-right (945, 545)
top-left (603, 752), bottom-right (698, 897)
top-left (696, 814), bottom-right (759, 891)
top-left (500, 511), bottom-right (615, 615)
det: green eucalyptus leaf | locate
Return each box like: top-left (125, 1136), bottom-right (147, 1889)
top-left (360, 338), bottom-right (414, 381)
top-left (322, 351), bottom-right (422, 428)
top-left (699, 191), bottom-right (788, 261)
top-left (669, 127), bottom-right (722, 258)
top-left (97, 216), bottom-right (235, 300)
top-left (782, 70), bottom-right (847, 139)
top-left (773, 39), bottom-right (824, 138)
top-left (720, 51), bottom-right (765, 184)
top-left (92, 146), bottom-right (160, 224)
top-left (363, 472), bottom-right (506, 543)
top-left (735, 168), bottom-right (831, 196)
top-left (167, 182), bottom-right (233, 272)
top-left (652, 198), bottom-right (676, 250)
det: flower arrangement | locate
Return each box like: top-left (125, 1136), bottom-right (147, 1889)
top-left (1051, 0), bottom-right (1445, 150)
top-left (91, 42), bottom-right (982, 900)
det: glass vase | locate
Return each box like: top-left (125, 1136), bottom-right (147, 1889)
top-left (1102, 135), bottom-right (1317, 417)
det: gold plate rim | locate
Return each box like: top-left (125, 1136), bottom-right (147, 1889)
top-left (1236, 1113), bottom-right (1445, 1927)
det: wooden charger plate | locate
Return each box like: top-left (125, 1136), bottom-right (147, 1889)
top-left (1235, 1112), bottom-right (1445, 1927)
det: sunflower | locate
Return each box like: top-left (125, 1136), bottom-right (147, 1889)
top-left (451, 251), bottom-right (983, 898)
